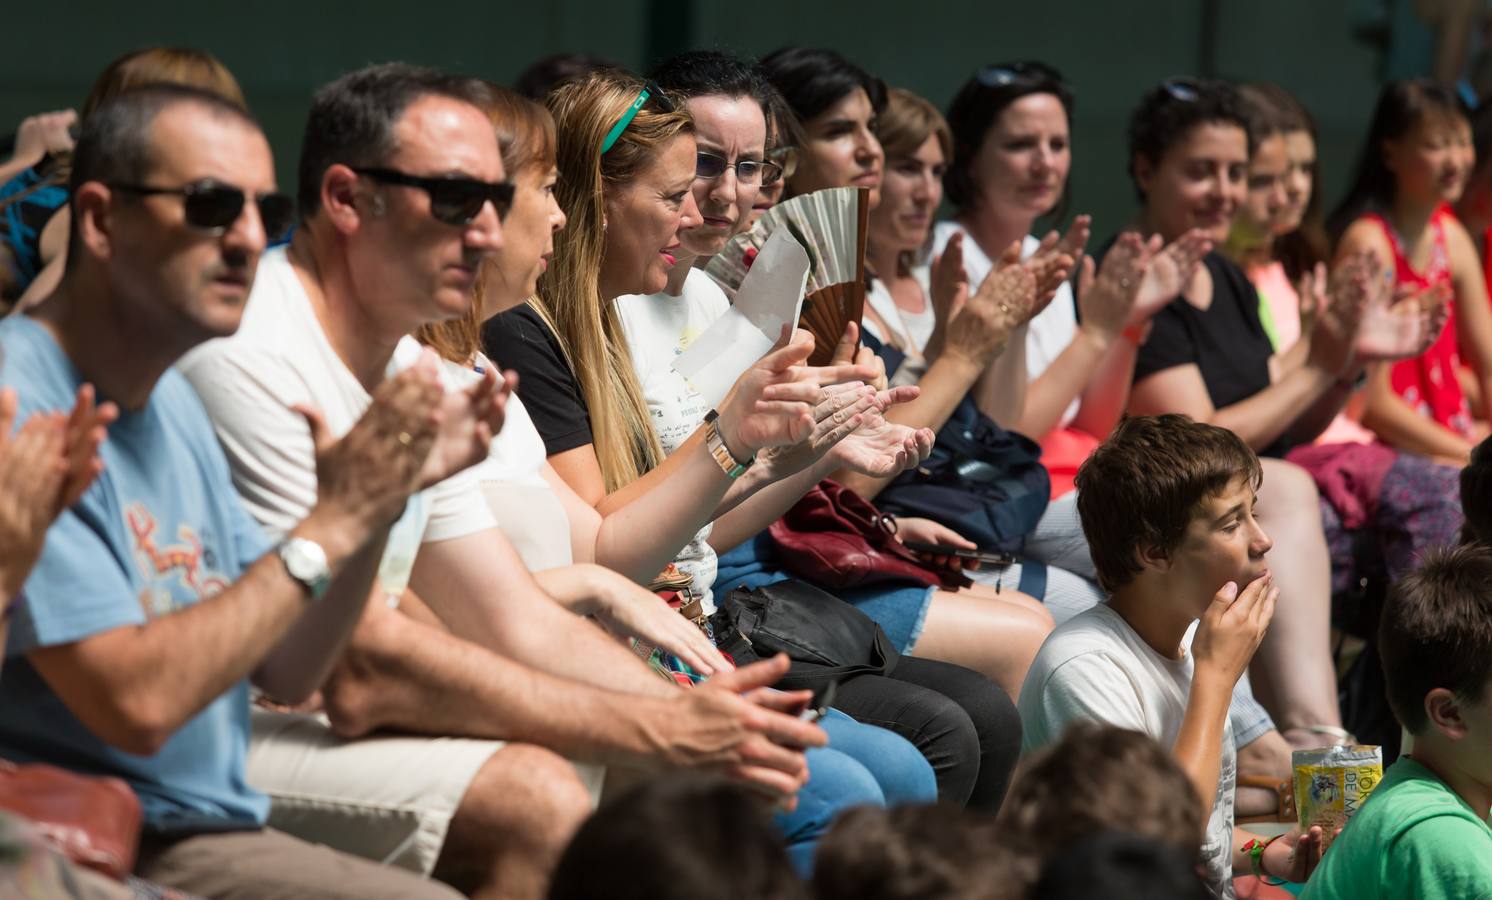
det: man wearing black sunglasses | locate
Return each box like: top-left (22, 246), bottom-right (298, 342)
top-left (182, 62), bottom-right (825, 900)
top-left (0, 85), bottom-right (485, 898)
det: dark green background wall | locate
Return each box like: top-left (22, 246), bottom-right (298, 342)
top-left (2, 0), bottom-right (1388, 236)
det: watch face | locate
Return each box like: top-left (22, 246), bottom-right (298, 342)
top-left (282, 539), bottom-right (330, 597)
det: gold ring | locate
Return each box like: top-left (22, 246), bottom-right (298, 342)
top-left (397, 431), bottom-right (413, 447)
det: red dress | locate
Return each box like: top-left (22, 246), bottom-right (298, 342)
top-left (1364, 210), bottom-right (1474, 437)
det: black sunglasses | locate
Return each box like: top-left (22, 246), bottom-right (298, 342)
top-left (695, 149), bottom-right (782, 187)
top-left (352, 167), bottom-right (515, 225)
top-left (974, 61), bottom-right (1065, 90)
top-left (109, 180), bottom-right (295, 242)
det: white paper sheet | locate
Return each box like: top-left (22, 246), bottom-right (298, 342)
top-left (673, 229), bottom-right (810, 405)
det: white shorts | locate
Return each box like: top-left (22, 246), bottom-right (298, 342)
top-left (246, 709), bottom-right (601, 876)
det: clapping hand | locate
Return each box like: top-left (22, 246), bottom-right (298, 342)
top-left (9, 110), bottom-right (76, 169)
top-left (1355, 276), bottom-right (1451, 363)
top-left (421, 361), bottom-right (515, 489)
top-left (1075, 232), bottom-right (1159, 342)
top-left (0, 385), bottom-right (113, 598)
top-left (296, 353), bottom-right (444, 532)
top-left (668, 654), bottom-right (827, 810)
top-left (1134, 229), bottom-right (1211, 323)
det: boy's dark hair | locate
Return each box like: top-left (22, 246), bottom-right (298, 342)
top-left (813, 804), bottom-right (1011, 900)
top-left (1380, 543), bottom-right (1492, 734)
top-left (944, 61), bottom-right (1073, 216)
top-left (1075, 414), bottom-right (1261, 593)
top-left (1460, 435), bottom-right (1492, 546)
top-left (297, 62), bottom-right (492, 220)
top-left (547, 773), bottom-right (804, 900)
top-left (758, 46), bottom-right (886, 126)
top-left (1127, 78), bottom-right (1249, 202)
top-left (998, 722), bottom-right (1203, 891)
top-left (1029, 832), bottom-right (1211, 900)
top-left (648, 50), bottom-right (774, 114)
top-left (67, 84), bottom-right (260, 271)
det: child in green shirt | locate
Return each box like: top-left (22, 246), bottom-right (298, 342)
top-left (1300, 543), bottom-right (1492, 900)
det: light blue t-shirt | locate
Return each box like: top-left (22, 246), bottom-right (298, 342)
top-left (0, 315), bottom-right (272, 833)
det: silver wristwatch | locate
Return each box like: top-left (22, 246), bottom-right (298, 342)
top-left (278, 537), bottom-right (331, 600)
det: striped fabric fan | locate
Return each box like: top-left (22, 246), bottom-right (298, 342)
top-left (706, 186), bottom-right (871, 365)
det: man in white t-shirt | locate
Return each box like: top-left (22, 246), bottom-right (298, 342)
top-left (1019, 415), bottom-right (1326, 898)
top-left (178, 64), bottom-right (827, 900)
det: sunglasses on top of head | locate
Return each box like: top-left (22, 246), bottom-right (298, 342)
top-left (352, 167), bottom-right (515, 225)
top-left (108, 180), bottom-right (296, 242)
top-left (974, 61), bottom-right (1066, 90)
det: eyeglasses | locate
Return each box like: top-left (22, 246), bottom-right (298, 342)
top-left (1160, 78), bottom-right (1201, 103)
top-left (109, 180), bottom-right (295, 242)
top-left (764, 146), bottom-right (798, 187)
top-left (695, 149), bottom-right (782, 187)
top-left (352, 167), bottom-right (514, 225)
top-left (974, 61), bottom-right (1065, 90)
top-left (601, 81), bottom-right (676, 155)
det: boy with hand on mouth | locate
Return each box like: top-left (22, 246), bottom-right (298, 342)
top-left (1017, 414), bottom-right (1327, 898)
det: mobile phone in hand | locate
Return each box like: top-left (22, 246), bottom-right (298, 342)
top-left (799, 680), bottom-right (838, 723)
top-left (901, 541), bottom-right (1016, 567)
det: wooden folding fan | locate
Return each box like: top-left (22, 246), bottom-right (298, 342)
top-left (706, 186), bottom-right (871, 365)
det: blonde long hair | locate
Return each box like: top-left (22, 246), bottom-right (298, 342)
top-left (534, 71), bottom-right (693, 493)
top-left (418, 84), bottom-right (557, 364)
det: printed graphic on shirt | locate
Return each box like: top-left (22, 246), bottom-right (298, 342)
top-left (126, 503), bottom-right (230, 617)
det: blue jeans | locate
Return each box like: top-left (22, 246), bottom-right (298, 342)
top-left (773, 709), bottom-right (935, 874)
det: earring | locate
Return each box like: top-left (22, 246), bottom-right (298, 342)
top-left (602, 218), bottom-right (609, 232)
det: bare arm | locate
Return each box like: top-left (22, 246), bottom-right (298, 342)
top-left (1360, 361), bottom-right (1475, 460)
top-left (323, 596), bottom-right (825, 801)
top-left (27, 365), bottom-right (448, 753)
top-left (1174, 576), bottom-right (1277, 823)
top-left (31, 508), bottom-right (373, 755)
top-left (1447, 219), bottom-right (1492, 416)
top-left (1070, 335), bottom-right (1141, 439)
top-left (408, 526), bottom-right (676, 699)
top-left (1128, 362), bottom-right (1336, 452)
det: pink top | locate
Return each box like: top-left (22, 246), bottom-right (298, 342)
top-left (1250, 261), bottom-right (1302, 351)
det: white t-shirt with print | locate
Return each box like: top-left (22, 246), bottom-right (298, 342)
top-left (179, 246), bottom-right (497, 600)
top-left (933, 221), bottom-right (1080, 429)
top-left (1018, 602), bottom-right (1237, 899)
top-left (613, 268), bottom-right (729, 611)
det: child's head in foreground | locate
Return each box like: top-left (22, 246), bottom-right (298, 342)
top-left (998, 721), bottom-right (1204, 890)
top-left (1075, 414), bottom-right (1269, 606)
top-left (1381, 543), bottom-right (1492, 776)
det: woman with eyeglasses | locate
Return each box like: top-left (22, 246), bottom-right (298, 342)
top-left (482, 68), bottom-right (950, 872)
top-left (1330, 79), bottom-right (1492, 465)
top-left (630, 52), bottom-right (1042, 814)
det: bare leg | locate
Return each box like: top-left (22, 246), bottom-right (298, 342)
top-left (910, 588), bottom-right (1054, 698)
top-left (1249, 459), bottom-right (1342, 735)
top-left (435, 744), bottom-right (594, 900)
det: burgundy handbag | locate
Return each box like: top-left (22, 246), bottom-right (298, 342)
top-left (768, 480), bottom-right (970, 590)
top-left (0, 758), bottom-right (142, 880)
